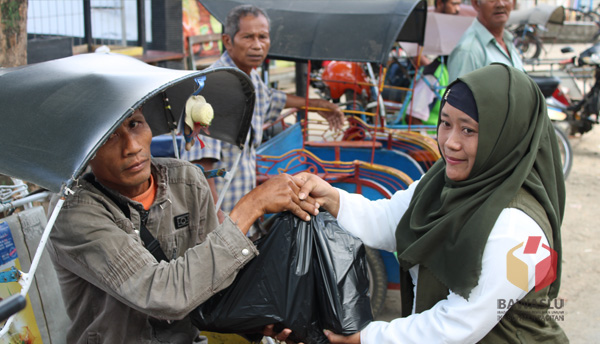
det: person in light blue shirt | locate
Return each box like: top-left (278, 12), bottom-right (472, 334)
top-left (448, 0), bottom-right (523, 83)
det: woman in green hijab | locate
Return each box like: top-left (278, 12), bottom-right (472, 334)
top-left (296, 64), bottom-right (568, 343)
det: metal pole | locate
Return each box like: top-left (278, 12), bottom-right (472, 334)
top-left (83, 0), bottom-right (93, 52)
top-left (137, 0), bottom-right (147, 52)
top-left (0, 191), bottom-right (52, 213)
top-left (295, 62), bottom-right (307, 123)
top-left (120, 0), bottom-right (127, 46)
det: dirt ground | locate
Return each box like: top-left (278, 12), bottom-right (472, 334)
top-left (555, 125), bottom-right (600, 343)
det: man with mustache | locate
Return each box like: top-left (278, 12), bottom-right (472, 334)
top-left (181, 5), bottom-right (344, 221)
top-left (447, 0), bottom-right (523, 83)
top-left (47, 109), bottom-right (318, 343)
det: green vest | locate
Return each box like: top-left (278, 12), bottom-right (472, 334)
top-left (400, 189), bottom-right (568, 343)
top-left (424, 63), bottom-right (449, 127)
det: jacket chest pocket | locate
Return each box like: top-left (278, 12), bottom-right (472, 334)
top-left (156, 213), bottom-right (207, 260)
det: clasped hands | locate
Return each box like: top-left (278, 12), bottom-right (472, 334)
top-left (231, 172), bottom-right (340, 233)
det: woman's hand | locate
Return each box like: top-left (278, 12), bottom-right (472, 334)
top-left (295, 172), bottom-right (340, 217)
top-left (324, 330), bottom-right (360, 344)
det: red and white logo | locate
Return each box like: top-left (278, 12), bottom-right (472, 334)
top-left (506, 236), bottom-right (557, 292)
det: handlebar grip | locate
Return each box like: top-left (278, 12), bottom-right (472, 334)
top-left (0, 294), bottom-right (26, 323)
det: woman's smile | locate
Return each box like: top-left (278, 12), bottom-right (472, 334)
top-left (437, 103), bottom-right (479, 181)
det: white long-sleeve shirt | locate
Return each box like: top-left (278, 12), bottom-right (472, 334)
top-left (336, 180), bottom-right (550, 344)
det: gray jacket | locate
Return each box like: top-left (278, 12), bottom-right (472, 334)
top-left (47, 158), bottom-right (259, 344)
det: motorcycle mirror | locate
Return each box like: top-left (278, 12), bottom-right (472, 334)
top-left (561, 47), bottom-right (574, 54)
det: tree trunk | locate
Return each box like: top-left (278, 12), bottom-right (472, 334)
top-left (0, 0), bottom-right (28, 215)
top-left (0, 0), bottom-right (27, 67)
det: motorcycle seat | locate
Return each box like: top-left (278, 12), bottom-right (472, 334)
top-left (529, 75), bottom-right (560, 98)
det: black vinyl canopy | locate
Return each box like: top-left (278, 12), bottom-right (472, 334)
top-left (200, 0), bottom-right (427, 64)
top-left (0, 53), bottom-right (255, 193)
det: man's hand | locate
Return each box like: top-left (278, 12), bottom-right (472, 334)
top-left (285, 95), bottom-right (345, 131)
top-left (310, 98), bottom-right (346, 131)
top-left (230, 174), bottom-right (319, 234)
top-left (323, 330), bottom-right (360, 344)
top-left (295, 172), bottom-right (340, 217)
top-left (263, 324), bottom-right (304, 344)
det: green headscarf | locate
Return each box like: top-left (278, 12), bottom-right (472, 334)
top-left (395, 64), bottom-right (565, 300)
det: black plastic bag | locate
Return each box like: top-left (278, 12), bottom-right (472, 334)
top-left (190, 211), bottom-right (373, 344)
top-left (312, 212), bottom-right (373, 335)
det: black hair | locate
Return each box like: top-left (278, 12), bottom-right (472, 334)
top-left (224, 5), bottom-right (270, 42)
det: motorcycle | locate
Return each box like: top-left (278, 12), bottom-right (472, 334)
top-left (549, 43), bottom-right (600, 136)
top-left (528, 74), bottom-right (574, 178)
top-left (526, 40), bottom-right (600, 179)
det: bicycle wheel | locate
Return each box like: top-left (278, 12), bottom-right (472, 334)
top-left (582, 11), bottom-right (599, 22)
top-left (366, 247), bottom-right (387, 318)
top-left (514, 32), bottom-right (542, 60)
top-left (553, 124), bottom-right (573, 179)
